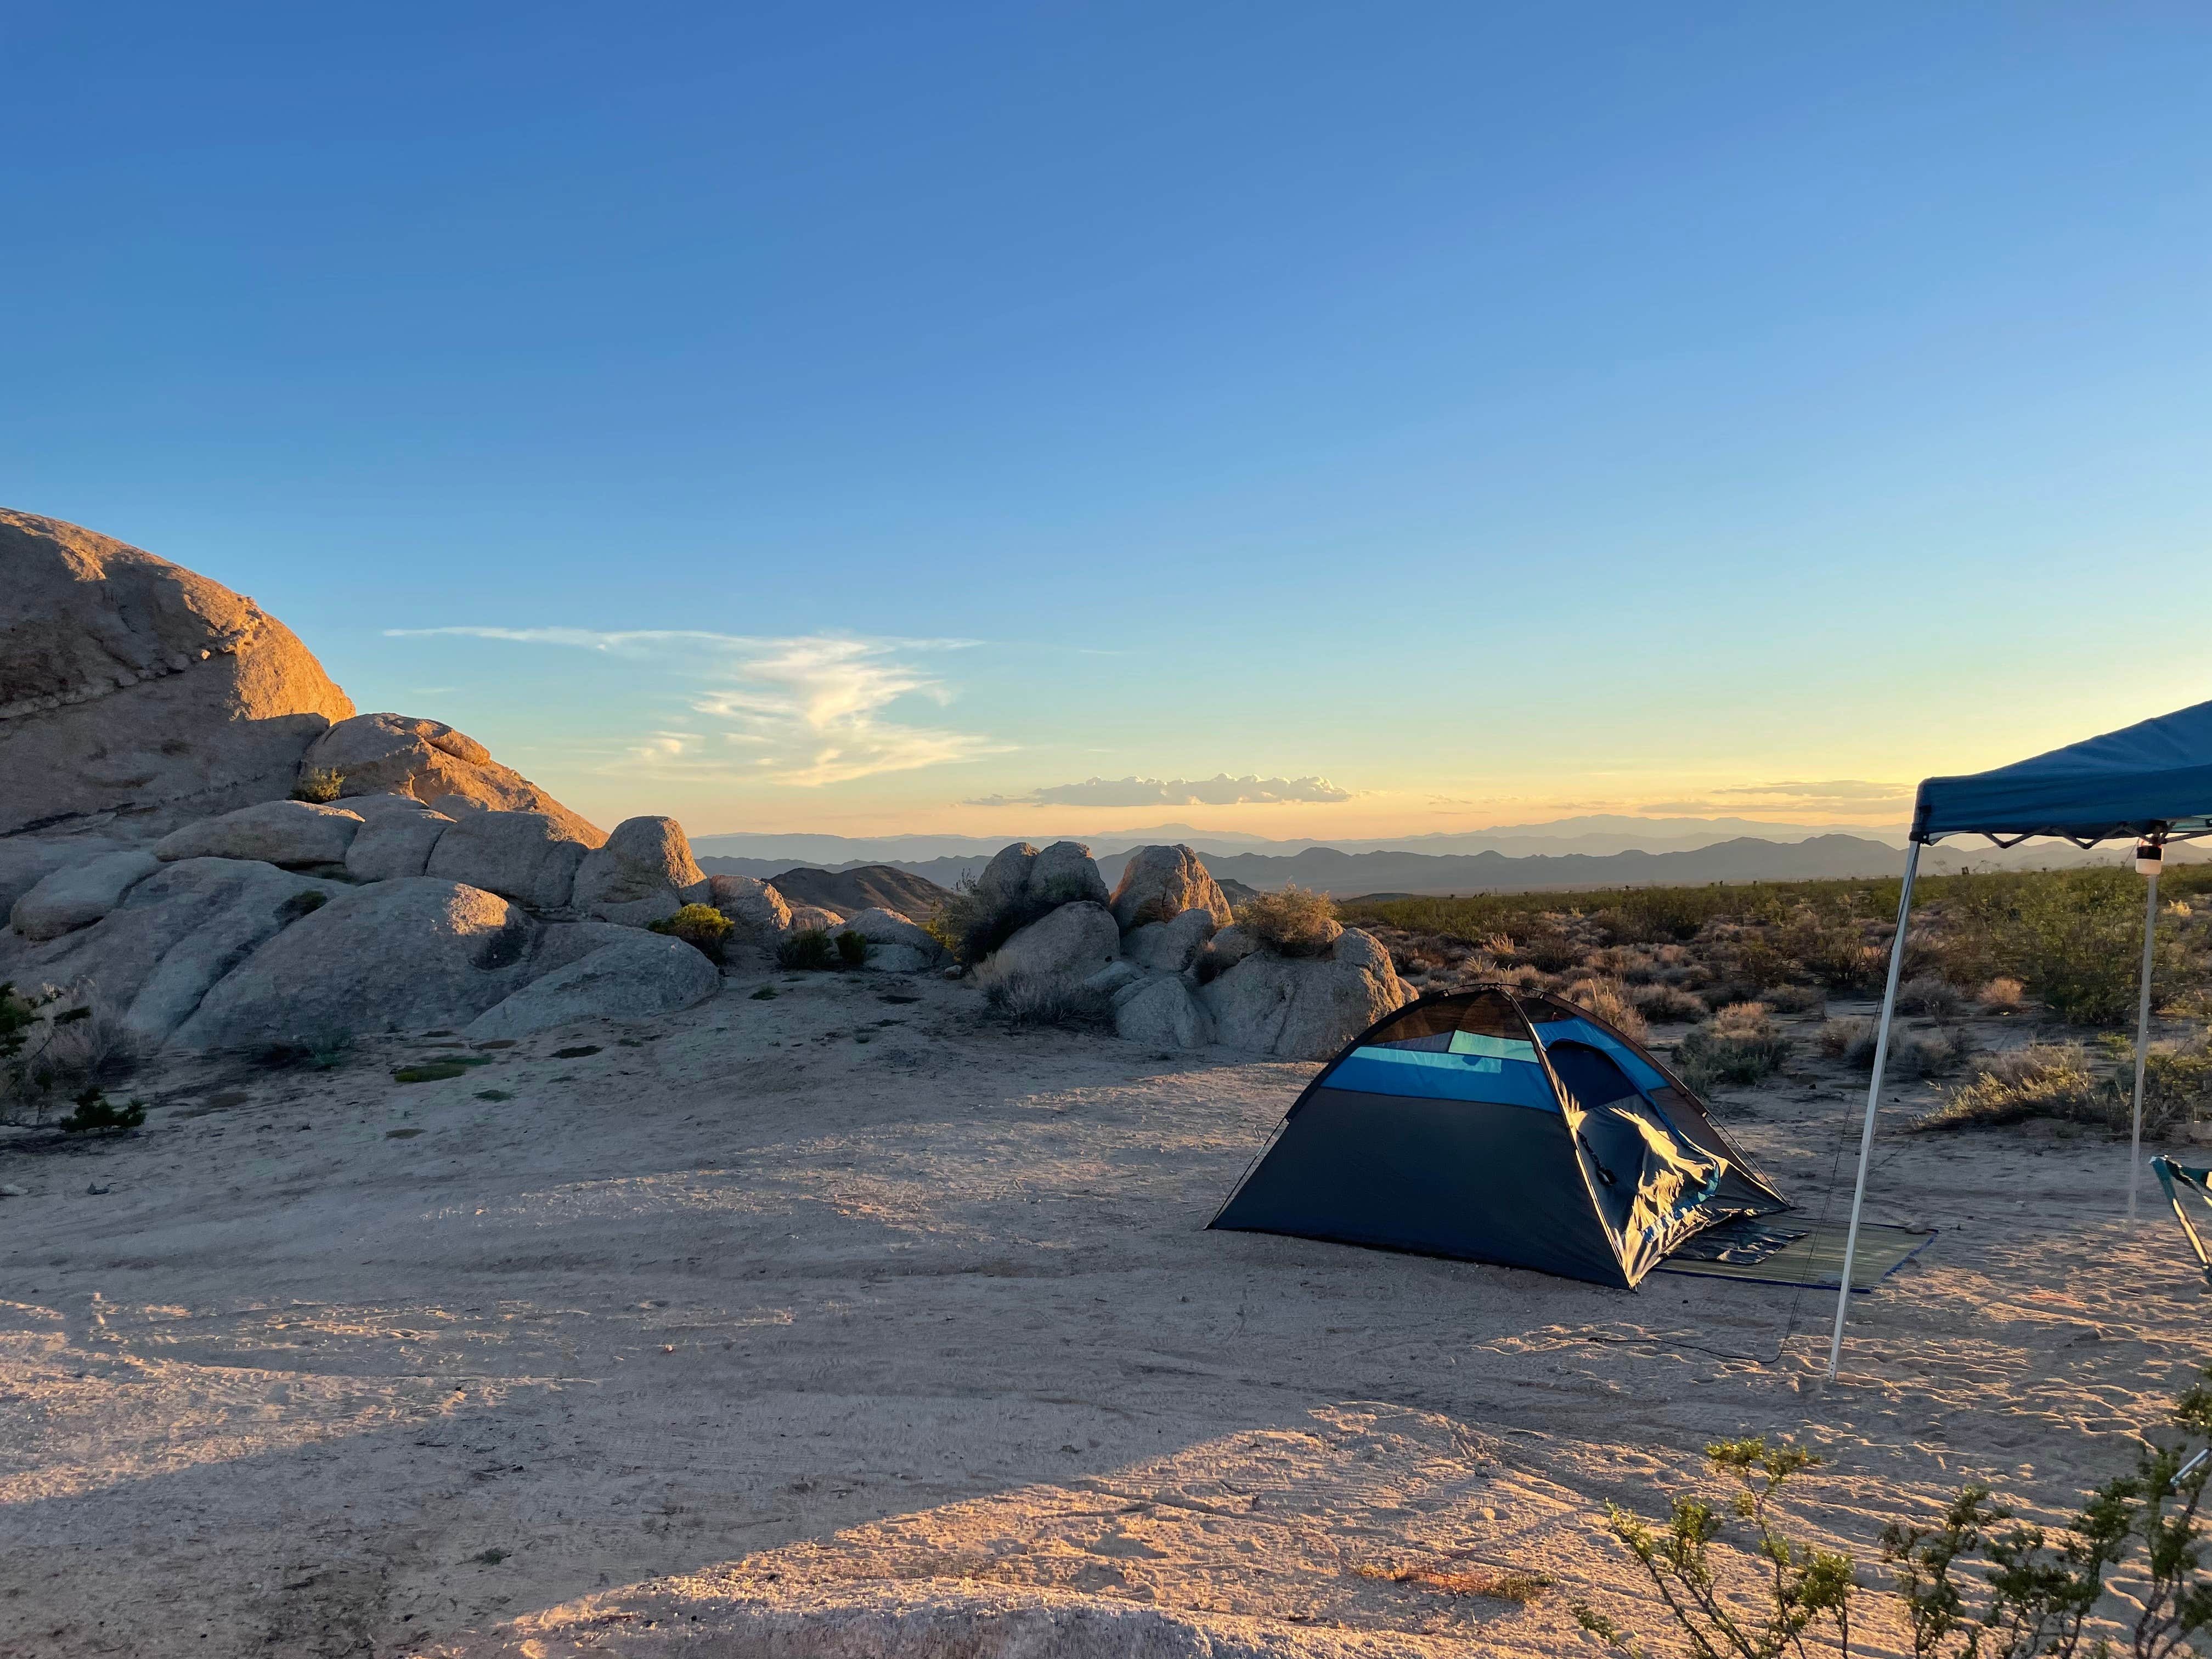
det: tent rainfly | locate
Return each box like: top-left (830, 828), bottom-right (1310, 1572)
top-left (1209, 986), bottom-right (1789, 1289)
top-left (1829, 698), bottom-right (2212, 1380)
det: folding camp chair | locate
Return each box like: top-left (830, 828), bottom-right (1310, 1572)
top-left (2151, 1156), bottom-right (2212, 1287)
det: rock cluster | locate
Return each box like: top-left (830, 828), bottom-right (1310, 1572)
top-left (967, 841), bottom-right (1411, 1059)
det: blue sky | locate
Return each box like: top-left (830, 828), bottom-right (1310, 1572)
top-left (5, 4), bottom-right (2208, 837)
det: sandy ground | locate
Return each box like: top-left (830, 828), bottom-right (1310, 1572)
top-left (2, 972), bottom-right (2204, 1657)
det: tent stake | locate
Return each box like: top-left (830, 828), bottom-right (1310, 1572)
top-left (2129, 862), bottom-right (2160, 1222)
top-left (1825, 839), bottom-right (1920, 1383)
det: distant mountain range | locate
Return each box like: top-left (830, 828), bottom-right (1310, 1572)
top-left (698, 832), bottom-right (2180, 902)
top-left (689, 814), bottom-right (1906, 865)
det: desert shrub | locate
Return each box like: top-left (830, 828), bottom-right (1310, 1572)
top-left (1943, 866), bottom-right (2201, 1026)
top-left (1564, 978), bottom-right (1650, 1042)
top-left (924, 878), bottom-right (998, 966)
top-left (58, 1088), bottom-right (146, 1135)
top-left (834, 929), bottom-right (870, 969)
top-left (1516, 927), bottom-right (1584, 973)
top-left (1576, 1370), bottom-right (2212, 1659)
top-left (1631, 983), bottom-right (1709, 1024)
top-left (1979, 975), bottom-right (2025, 1012)
top-left (1897, 974), bottom-right (1964, 1020)
top-left (1764, 983), bottom-right (1827, 1016)
top-left (1785, 916), bottom-right (1892, 994)
top-left (1353, 1560), bottom-right (1549, 1604)
top-left (1918, 1043), bottom-right (2100, 1130)
top-left (1816, 1015), bottom-right (1962, 1078)
top-left (1237, 885), bottom-right (1340, 957)
top-left (2, 983), bottom-right (133, 1124)
top-left (2093, 1032), bottom-right (2212, 1137)
top-left (1589, 946), bottom-right (1657, 984)
top-left (983, 971), bottom-right (1109, 1029)
top-left (648, 902), bottom-right (735, 964)
top-left (291, 766), bottom-right (345, 804)
top-left (777, 928), bottom-right (840, 971)
top-left (1678, 1003), bottom-right (1790, 1091)
top-left (1817, 1015), bottom-right (1876, 1065)
top-left (1729, 935), bottom-right (1799, 991)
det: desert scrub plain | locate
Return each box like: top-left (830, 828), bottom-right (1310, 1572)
top-left (1, 865), bottom-right (2211, 1656)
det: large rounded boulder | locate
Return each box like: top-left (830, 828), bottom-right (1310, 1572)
top-left (570, 815), bottom-right (706, 926)
top-left (1108, 845), bottom-right (1233, 933)
top-left (0, 509), bottom-right (356, 834)
top-left (1199, 927), bottom-right (1412, 1060)
top-left (172, 877), bottom-right (542, 1050)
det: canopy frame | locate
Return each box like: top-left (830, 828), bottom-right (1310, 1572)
top-left (1827, 818), bottom-right (2171, 1383)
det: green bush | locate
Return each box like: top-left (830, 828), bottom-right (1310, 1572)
top-left (291, 766), bottom-right (345, 804)
top-left (58, 1088), bottom-right (145, 1135)
top-left (835, 929), bottom-right (870, 968)
top-left (1577, 1370), bottom-right (2212, 1659)
top-left (777, 929), bottom-right (840, 971)
top-left (648, 902), bottom-right (736, 964)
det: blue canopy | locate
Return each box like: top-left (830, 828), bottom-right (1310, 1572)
top-left (1914, 698), bottom-right (2212, 845)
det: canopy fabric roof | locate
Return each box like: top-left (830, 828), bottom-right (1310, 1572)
top-left (1913, 698), bottom-right (2212, 845)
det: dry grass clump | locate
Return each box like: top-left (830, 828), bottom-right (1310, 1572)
top-left (1816, 1015), bottom-right (1963, 1078)
top-left (1236, 885), bottom-right (1340, 957)
top-left (1564, 978), bottom-right (1650, 1042)
top-left (1353, 1560), bottom-right (1550, 1604)
top-left (1631, 983), bottom-right (1708, 1023)
top-left (981, 971), bottom-right (1110, 1029)
top-left (1979, 975), bottom-right (2025, 1011)
top-left (1918, 1043), bottom-right (2100, 1131)
top-left (1678, 1003), bottom-right (1791, 1091)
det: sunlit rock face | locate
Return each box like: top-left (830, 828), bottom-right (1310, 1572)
top-left (0, 508), bottom-right (356, 835)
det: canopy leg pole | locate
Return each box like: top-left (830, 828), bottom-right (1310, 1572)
top-left (2129, 865), bottom-right (2160, 1222)
top-left (1825, 839), bottom-right (1921, 1384)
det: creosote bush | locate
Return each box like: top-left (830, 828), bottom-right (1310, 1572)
top-left (1235, 884), bottom-right (1341, 957)
top-left (1677, 1003), bottom-right (1791, 1092)
top-left (291, 766), bottom-right (345, 804)
top-left (835, 929), bottom-right (871, 969)
top-left (1816, 1017), bottom-right (1963, 1079)
top-left (1632, 983), bottom-right (1710, 1024)
top-left (648, 902), bottom-right (735, 964)
top-left (1576, 1369), bottom-right (2212, 1659)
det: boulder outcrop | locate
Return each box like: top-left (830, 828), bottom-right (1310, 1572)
top-left (297, 712), bottom-right (603, 846)
top-left (708, 873), bottom-right (791, 942)
top-left (839, 907), bottom-right (944, 974)
top-left (1121, 906), bottom-right (1218, 975)
top-left (151, 799), bottom-right (363, 868)
top-left (1198, 927), bottom-right (1411, 1059)
top-left (979, 901), bottom-right (1120, 986)
top-left (571, 815), bottom-right (706, 926)
top-left (1108, 845), bottom-right (1233, 933)
top-left (1111, 974), bottom-right (1215, 1049)
top-left (464, 924), bottom-right (720, 1040)
top-left (342, 801), bottom-right (453, 882)
top-left (7, 849), bottom-right (160, 941)
top-left (172, 877), bottom-right (541, 1050)
top-left (0, 509), bottom-right (356, 834)
top-left (425, 810), bottom-right (592, 910)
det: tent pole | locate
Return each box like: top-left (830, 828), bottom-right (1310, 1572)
top-left (2129, 864), bottom-right (2160, 1222)
top-left (1825, 839), bottom-right (1921, 1384)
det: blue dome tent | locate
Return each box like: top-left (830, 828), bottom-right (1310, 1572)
top-left (1827, 698), bottom-right (2212, 1379)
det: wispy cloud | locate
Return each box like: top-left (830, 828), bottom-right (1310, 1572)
top-left (388, 626), bottom-right (1002, 787)
top-left (966, 774), bottom-right (1354, 809)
